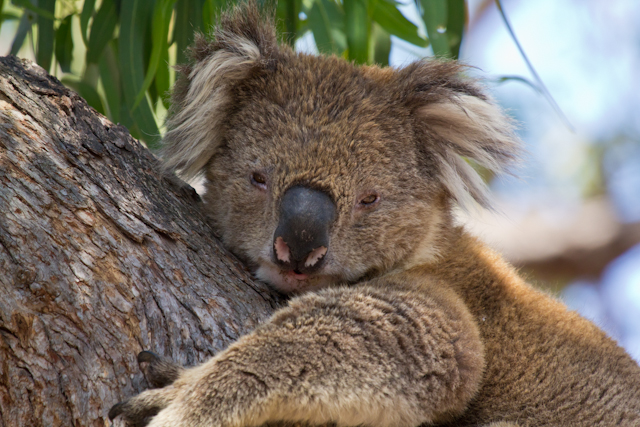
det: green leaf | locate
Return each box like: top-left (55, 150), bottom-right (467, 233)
top-left (446, 0), bottom-right (464, 59)
top-left (2, 12), bottom-right (21, 21)
top-left (62, 77), bottom-right (106, 116)
top-left (133, 0), bottom-right (176, 110)
top-left (307, 0), bottom-right (341, 55)
top-left (419, 0), bottom-right (449, 57)
top-left (119, 0), bottom-right (160, 147)
top-left (372, 0), bottom-right (426, 47)
top-left (174, 0), bottom-right (205, 65)
top-left (155, 38), bottom-right (171, 109)
top-left (202, 0), bottom-right (220, 32)
top-left (279, 0), bottom-right (300, 45)
top-left (10, 12), bottom-right (32, 55)
top-left (372, 22), bottom-right (390, 66)
top-left (12, 0), bottom-right (56, 20)
top-left (98, 42), bottom-right (121, 122)
top-left (36, 0), bottom-right (55, 72)
top-left (80, 0), bottom-right (96, 45)
top-left (54, 14), bottom-right (73, 73)
top-left (86, 0), bottom-right (118, 64)
top-left (320, 0), bottom-right (345, 30)
top-left (344, 0), bottom-right (370, 64)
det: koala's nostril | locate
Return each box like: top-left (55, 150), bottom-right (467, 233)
top-left (274, 236), bottom-right (291, 263)
top-left (305, 246), bottom-right (327, 267)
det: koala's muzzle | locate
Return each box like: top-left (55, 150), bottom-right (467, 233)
top-left (273, 186), bottom-right (336, 274)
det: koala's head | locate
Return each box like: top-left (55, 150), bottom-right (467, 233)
top-left (162, 4), bottom-right (519, 294)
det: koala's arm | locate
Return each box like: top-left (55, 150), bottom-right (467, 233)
top-left (110, 285), bottom-right (484, 427)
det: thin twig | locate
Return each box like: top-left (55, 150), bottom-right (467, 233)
top-left (495, 0), bottom-right (575, 132)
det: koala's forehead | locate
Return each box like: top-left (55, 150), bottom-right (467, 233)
top-left (226, 53), bottom-right (416, 172)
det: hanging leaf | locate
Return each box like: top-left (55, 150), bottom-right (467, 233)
top-left (80, 0), bottom-right (96, 45)
top-left (344, 0), bottom-right (369, 64)
top-left (11, 0), bottom-right (56, 20)
top-left (1, 0), bottom-right (20, 34)
top-left (36, 0), bottom-right (55, 72)
top-left (372, 0), bottom-right (426, 48)
top-left (54, 14), bottom-right (73, 73)
top-left (132, 0), bottom-right (177, 110)
top-left (307, 0), bottom-right (342, 55)
top-left (119, 0), bottom-right (160, 146)
top-left (10, 12), bottom-right (32, 55)
top-left (86, 0), bottom-right (118, 64)
top-left (278, 0), bottom-right (300, 46)
top-left (155, 39), bottom-right (171, 110)
top-left (174, 0), bottom-right (205, 65)
top-left (419, 0), bottom-right (449, 57)
top-left (372, 22), bottom-right (390, 66)
top-left (99, 43), bottom-right (122, 123)
top-left (1, 13), bottom-right (21, 22)
top-left (446, 0), bottom-right (465, 59)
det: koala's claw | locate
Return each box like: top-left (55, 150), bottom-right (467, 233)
top-left (137, 350), bottom-right (161, 365)
top-left (108, 388), bottom-right (170, 427)
top-left (108, 401), bottom-right (126, 420)
top-left (137, 350), bottom-right (184, 389)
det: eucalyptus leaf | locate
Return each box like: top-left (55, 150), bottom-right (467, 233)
top-left (1, 13), bottom-right (21, 21)
top-left (419, 0), bottom-right (449, 56)
top-left (174, 0), bottom-right (205, 65)
top-left (10, 12), bottom-right (31, 55)
top-left (372, 0), bottom-right (426, 47)
top-left (345, 0), bottom-right (369, 64)
top-left (307, 0), bottom-right (340, 55)
top-left (86, 0), bottom-right (118, 64)
top-left (372, 22), bottom-right (390, 66)
top-left (446, 0), bottom-right (464, 59)
top-left (155, 40), bottom-right (171, 110)
top-left (80, 0), bottom-right (96, 45)
top-left (119, 0), bottom-right (160, 146)
top-left (99, 43), bottom-right (121, 122)
top-left (133, 0), bottom-right (177, 110)
top-left (12, 0), bottom-right (56, 20)
top-left (36, 0), bottom-right (55, 72)
top-left (54, 14), bottom-right (74, 73)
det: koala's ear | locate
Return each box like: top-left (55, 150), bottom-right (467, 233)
top-left (161, 2), bottom-right (278, 181)
top-left (400, 61), bottom-right (521, 209)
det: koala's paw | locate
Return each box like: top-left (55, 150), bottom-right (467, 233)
top-left (109, 352), bottom-right (186, 426)
top-left (108, 386), bottom-right (178, 427)
top-left (137, 351), bottom-right (184, 388)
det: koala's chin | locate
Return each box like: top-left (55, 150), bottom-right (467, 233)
top-left (254, 262), bottom-right (338, 294)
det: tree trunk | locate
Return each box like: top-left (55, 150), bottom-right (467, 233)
top-left (0, 56), bottom-right (281, 427)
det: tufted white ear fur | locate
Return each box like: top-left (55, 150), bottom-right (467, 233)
top-left (161, 34), bottom-right (261, 182)
top-left (420, 95), bottom-right (520, 209)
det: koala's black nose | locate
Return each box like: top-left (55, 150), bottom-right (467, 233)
top-left (273, 186), bottom-right (336, 273)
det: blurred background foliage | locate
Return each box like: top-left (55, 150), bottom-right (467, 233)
top-left (0, 0), bottom-right (466, 147)
top-left (1, 0), bottom-right (639, 360)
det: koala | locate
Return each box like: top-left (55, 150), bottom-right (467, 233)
top-left (109, 3), bottom-right (640, 427)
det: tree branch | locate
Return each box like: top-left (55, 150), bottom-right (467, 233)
top-left (0, 55), bottom-right (281, 427)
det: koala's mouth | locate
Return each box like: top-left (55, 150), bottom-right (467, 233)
top-left (288, 270), bottom-right (310, 281)
top-left (254, 261), bottom-right (333, 294)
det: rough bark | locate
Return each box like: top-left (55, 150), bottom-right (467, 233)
top-left (0, 56), bottom-right (281, 427)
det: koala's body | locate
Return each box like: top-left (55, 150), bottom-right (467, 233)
top-left (110, 4), bottom-right (640, 427)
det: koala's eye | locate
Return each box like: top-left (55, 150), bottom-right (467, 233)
top-left (251, 172), bottom-right (268, 190)
top-left (358, 194), bottom-right (379, 207)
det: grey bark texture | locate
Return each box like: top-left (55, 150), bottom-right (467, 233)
top-left (0, 56), bottom-right (281, 427)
